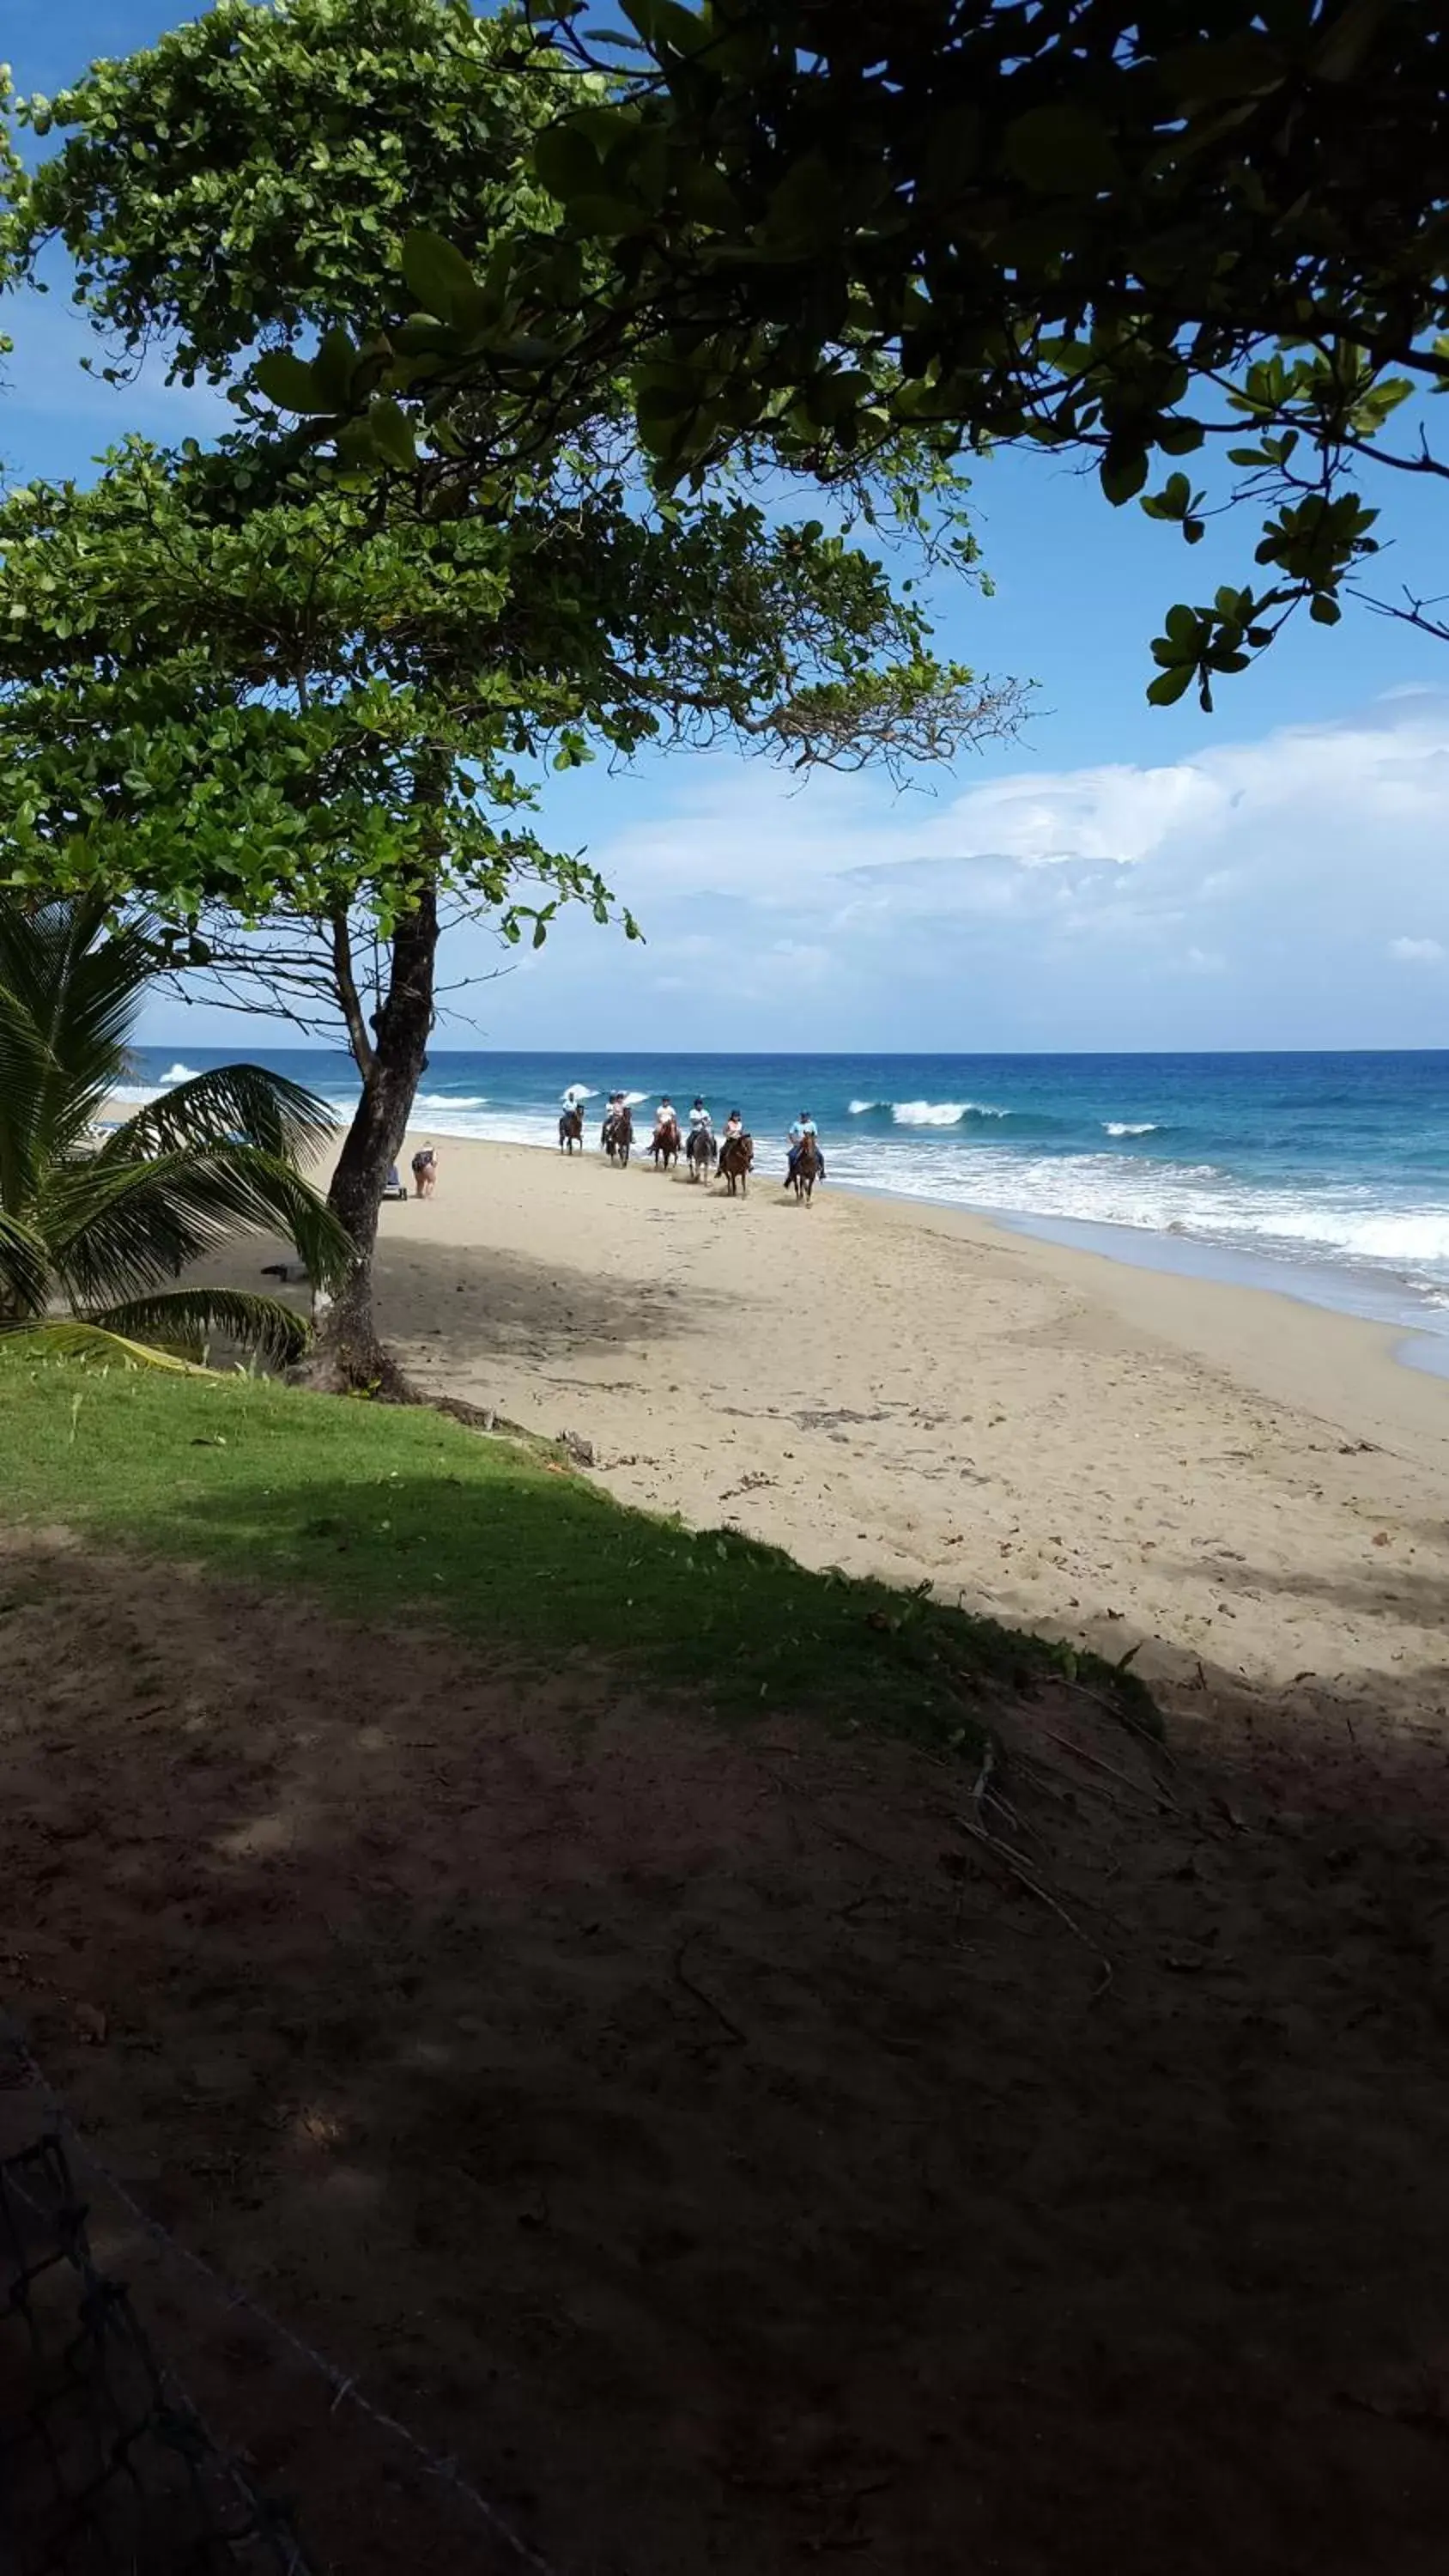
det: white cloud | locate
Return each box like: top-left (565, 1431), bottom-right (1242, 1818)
top-left (589, 694), bottom-right (1449, 907)
top-left (519, 689), bottom-right (1449, 1047)
top-left (149, 686), bottom-right (1449, 1050)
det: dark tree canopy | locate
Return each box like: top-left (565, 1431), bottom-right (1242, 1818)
top-left (29, 0), bottom-right (1440, 704)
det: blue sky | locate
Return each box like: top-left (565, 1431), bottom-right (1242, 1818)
top-left (8, 3), bottom-right (1449, 1051)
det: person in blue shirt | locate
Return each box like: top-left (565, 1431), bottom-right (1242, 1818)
top-left (786, 1110), bottom-right (825, 1185)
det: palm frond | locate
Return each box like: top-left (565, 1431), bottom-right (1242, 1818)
top-left (0, 979), bottom-right (54, 1213)
top-left (0, 895), bottom-right (160, 1172)
top-left (44, 1146), bottom-right (352, 1309)
top-left (110, 1064), bottom-right (339, 1164)
top-left (89, 1288), bottom-right (312, 1364)
top-left (0, 1320), bottom-right (210, 1373)
top-left (0, 1211), bottom-right (51, 1321)
top-left (0, 901), bottom-right (350, 1354)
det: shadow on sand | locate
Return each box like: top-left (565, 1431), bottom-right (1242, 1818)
top-left (3, 1526), bottom-right (1449, 2574)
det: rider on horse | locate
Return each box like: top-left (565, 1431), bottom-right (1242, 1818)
top-left (722, 1109), bottom-right (744, 1148)
top-left (787, 1110), bottom-right (825, 1185)
top-left (686, 1096), bottom-right (715, 1176)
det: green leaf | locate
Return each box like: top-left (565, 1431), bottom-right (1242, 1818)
top-left (621, 0), bottom-right (710, 52)
top-left (253, 349), bottom-right (337, 416)
top-left (1100, 447), bottom-right (1149, 506)
top-left (310, 326), bottom-right (360, 410)
top-left (532, 122), bottom-right (605, 205)
top-left (1003, 104), bottom-right (1123, 194)
top-left (763, 152), bottom-right (838, 248)
top-left (1142, 471), bottom-right (1193, 521)
top-left (367, 396), bottom-right (417, 471)
top-left (400, 229), bottom-right (484, 332)
top-left (1147, 663), bottom-right (1195, 706)
top-left (1308, 593), bottom-right (1343, 625)
top-left (562, 193), bottom-right (649, 239)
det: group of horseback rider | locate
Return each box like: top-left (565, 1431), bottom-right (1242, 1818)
top-left (589, 1091), bottom-right (825, 1193)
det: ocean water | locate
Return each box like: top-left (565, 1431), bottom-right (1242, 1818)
top-left (121, 1048), bottom-right (1449, 1348)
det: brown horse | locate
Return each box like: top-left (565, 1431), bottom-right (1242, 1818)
top-left (651, 1115), bottom-right (682, 1170)
top-left (719, 1132), bottom-right (754, 1197)
top-left (558, 1106), bottom-right (583, 1154)
top-left (604, 1105), bottom-right (634, 1166)
top-left (686, 1124), bottom-right (717, 1184)
top-left (790, 1133), bottom-right (822, 1206)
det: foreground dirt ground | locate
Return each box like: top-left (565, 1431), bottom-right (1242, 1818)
top-left (4, 1534), bottom-right (1449, 2574)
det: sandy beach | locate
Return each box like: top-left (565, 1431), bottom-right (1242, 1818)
top-left (336, 1131), bottom-right (1449, 1772)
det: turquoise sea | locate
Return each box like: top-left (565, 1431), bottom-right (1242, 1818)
top-left (124, 1048), bottom-right (1449, 1352)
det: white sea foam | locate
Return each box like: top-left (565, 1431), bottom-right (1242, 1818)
top-left (561, 1084), bottom-right (597, 1104)
top-left (376, 1101), bottom-right (560, 1148)
top-left (1255, 1205), bottom-right (1449, 1265)
top-left (1104, 1121), bottom-right (1160, 1137)
top-left (889, 1098), bottom-right (1009, 1127)
top-left (113, 1060), bottom-right (201, 1101)
top-left (818, 1133), bottom-right (1449, 1289)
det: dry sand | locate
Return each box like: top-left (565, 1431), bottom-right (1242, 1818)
top-left (358, 1132), bottom-right (1449, 1774)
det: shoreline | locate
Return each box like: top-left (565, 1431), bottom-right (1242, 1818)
top-left (833, 1178), bottom-right (1449, 1382)
top-left (107, 1061), bottom-right (1449, 1360)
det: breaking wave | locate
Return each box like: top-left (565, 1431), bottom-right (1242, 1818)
top-left (848, 1097), bottom-right (1011, 1125)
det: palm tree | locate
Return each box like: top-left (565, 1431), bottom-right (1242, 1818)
top-left (0, 892), bottom-right (351, 1364)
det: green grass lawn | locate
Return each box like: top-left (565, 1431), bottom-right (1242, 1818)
top-left (0, 1351), bottom-right (1155, 1753)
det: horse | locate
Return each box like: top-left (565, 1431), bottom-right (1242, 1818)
top-left (604, 1105), bottom-right (634, 1167)
top-left (651, 1115), bottom-right (682, 1170)
top-left (790, 1133), bottom-right (822, 1206)
top-left (718, 1132), bottom-right (754, 1197)
top-left (558, 1106), bottom-right (584, 1154)
top-left (686, 1124), bottom-right (717, 1184)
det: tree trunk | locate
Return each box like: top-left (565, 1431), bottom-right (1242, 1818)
top-left (300, 879), bottom-right (438, 1394)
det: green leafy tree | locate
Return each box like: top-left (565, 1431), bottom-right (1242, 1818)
top-left (0, 890), bottom-right (349, 1365)
top-left (0, 0), bottom-right (1026, 1394)
top-left (0, 64), bottom-right (21, 350)
top-left (40, 0), bottom-right (1439, 708)
top-left (0, 439), bottom-right (1021, 1389)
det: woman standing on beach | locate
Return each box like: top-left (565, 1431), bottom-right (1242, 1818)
top-left (411, 1143), bottom-right (439, 1199)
